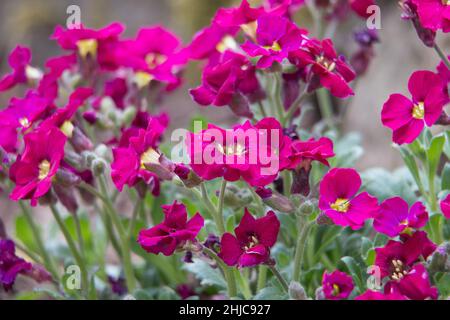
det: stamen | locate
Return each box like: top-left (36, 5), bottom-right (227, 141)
top-left (412, 102), bottom-right (425, 119)
top-left (330, 198), bottom-right (350, 213)
top-left (140, 148), bottom-right (160, 169)
top-left (38, 160), bottom-right (51, 180)
top-left (76, 39), bottom-right (98, 58)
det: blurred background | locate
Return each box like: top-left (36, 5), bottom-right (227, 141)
top-left (0, 0), bottom-right (448, 181)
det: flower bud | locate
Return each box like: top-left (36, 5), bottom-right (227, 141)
top-left (82, 111), bottom-right (98, 125)
top-left (64, 150), bottom-right (85, 171)
top-left (54, 184), bottom-right (78, 213)
top-left (95, 144), bottom-right (109, 159)
top-left (144, 154), bottom-right (175, 181)
top-left (299, 200), bottom-right (315, 215)
top-left (289, 281), bottom-right (308, 300)
top-left (55, 168), bottom-right (82, 187)
top-left (92, 159), bottom-right (106, 176)
top-left (315, 287), bottom-right (325, 300)
top-left (122, 107), bottom-right (137, 127)
top-left (316, 212), bottom-right (333, 225)
top-left (71, 127), bottom-right (93, 153)
top-left (174, 164), bottom-right (202, 188)
top-left (81, 151), bottom-right (97, 168)
top-left (428, 242), bottom-right (450, 273)
top-left (262, 191), bottom-right (294, 214)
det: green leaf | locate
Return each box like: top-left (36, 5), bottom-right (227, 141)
top-left (361, 237), bottom-right (373, 258)
top-left (441, 163), bottom-right (450, 191)
top-left (427, 134), bottom-right (445, 179)
top-left (340, 256), bottom-right (364, 291)
top-left (183, 258), bottom-right (227, 289)
top-left (15, 215), bottom-right (39, 253)
top-left (253, 286), bottom-right (287, 300)
top-left (399, 147), bottom-right (424, 194)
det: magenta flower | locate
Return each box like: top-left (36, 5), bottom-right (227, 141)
top-left (213, 0), bottom-right (265, 32)
top-left (440, 194), bottom-right (450, 218)
top-left (0, 46), bottom-right (41, 92)
top-left (349, 0), bottom-right (375, 18)
top-left (187, 118), bottom-right (292, 187)
top-left (111, 119), bottom-right (166, 195)
top-left (322, 270), bottom-right (354, 300)
top-left (219, 209), bottom-right (280, 268)
top-left (51, 22), bottom-right (124, 69)
top-left (190, 51), bottom-right (263, 117)
top-left (412, 0), bottom-right (450, 33)
top-left (117, 26), bottom-right (187, 87)
top-left (385, 264), bottom-right (438, 300)
top-left (187, 23), bottom-right (238, 61)
top-left (0, 239), bottom-right (32, 290)
top-left (355, 290), bottom-right (406, 300)
top-left (373, 197), bottom-right (428, 237)
top-left (319, 168), bottom-right (378, 230)
top-left (375, 231), bottom-right (436, 279)
top-left (39, 87), bottom-right (93, 137)
top-left (287, 137), bottom-right (335, 169)
top-left (241, 14), bottom-right (306, 68)
top-left (382, 70), bottom-right (448, 145)
top-left (137, 201), bottom-right (204, 256)
top-left (9, 127), bottom-right (67, 206)
top-left (289, 39), bottom-right (356, 98)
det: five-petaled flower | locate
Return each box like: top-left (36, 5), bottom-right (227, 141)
top-left (137, 201), bottom-right (204, 256)
top-left (219, 209), bottom-right (280, 268)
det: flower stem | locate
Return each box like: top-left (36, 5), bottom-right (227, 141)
top-left (217, 180), bottom-right (227, 227)
top-left (283, 90), bottom-right (308, 126)
top-left (19, 202), bottom-right (59, 281)
top-left (273, 73), bottom-right (285, 121)
top-left (434, 43), bottom-right (450, 70)
top-left (283, 171), bottom-right (292, 197)
top-left (98, 175), bottom-right (137, 293)
top-left (317, 88), bottom-right (336, 131)
top-left (257, 265), bottom-right (267, 292)
top-left (292, 217), bottom-right (312, 283)
top-left (50, 204), bottom-right (88, 296)
top-left (257, 101), bottom-right (268, 118)
top-left (268, 265), bottom-right (289, 293)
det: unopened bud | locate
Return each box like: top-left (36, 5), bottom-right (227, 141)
top-left (64, 150), bottom-right (85, 171)
top-left (428, 242), bottom-right (450, 272)
top-left (316, 212), bottom-right (333, 225)
top-left (262, 191), bottom-right (294, 214)
top-left (289, 281), bottom-right (308, 300)
top-left (92, 159), bottom-right (106, 176)
top-left (174, 164), bottom-right (202, 188)
top-left (81, 151), bottom-right (97, 168)
top-left (122, 107), bottom-right (137, 127)
top-left (55, 168), bottom-right (81, 187)
top-left (144, 154), bottom-right (175, 181)
top-left (299, 200), bottom-right (314, 215)
top-left (82, 111), bottom-right (98, 125)
top-left (95, 144), bottom-right (109, 159)
top-left (71, 127), bottom-right (93, 152)
top-left (54, 184), bottom-right (78, 213)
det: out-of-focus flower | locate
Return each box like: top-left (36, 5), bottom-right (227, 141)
top-left (0, 239), bottom-right (51, 290)
top-left (242, 14), bottom-right (307, 68)
top-left (351, 29), bottom-right (379, 76)
top-left (401, 1), bottom-right (437, 47)
top-left (187, 118), bottom-right (292, 187)
top-left (0, 46), bottom-right (42, 92)
top-left (111, 118), bottom-right (166, 196)
top-left (319, 168), bottom-right (378, 229)
top-left (137, 201), bottom-right (204, 256)
top-left (440, 194), bottom-right (450, 218)
top-left (190, 51), bottom-right (263, 117)
top-left (382, 70), bottom-right (448, 144)
top-left (411, 0), bottom-right (450, 33)
top-left (51, 22), bottom-right (124, 69)
top-left (219, 209), bottom-right (280, 268)
top-left (289, 39), bottom-right (356, 98)
top-left (322, 270), bottom-right (354, 300)
top-left (355, 290), bottom-right (406, 300)
top-left (374, 197), bottom-right (428, 237)
top-left (349, 0), bottom-right (375, 18)
top-left (9, 127), bottom-right (67, 206)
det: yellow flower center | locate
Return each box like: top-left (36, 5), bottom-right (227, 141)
top-left (243, 235), bottom-right (259, 251)
top-left (145, 53), bottom-right (167, 69)
top-left (60, 120), bottom-right (74, 138)
top-left (216, 143), bottom-right (246, 156)
top-left (76, 39), bottom-right (98, 58)
top-left (19, 117), bottom-right (30, 128)
top-left (240, 21), bottom-right (257, 40)
top-left (332, 284), bottom-right (340, 296)
top-left (316, 56), bottom-right (336, 72)
top-left (134, 71), bottom-right (154, 89)
top-left (390, 259), bottom-right (408, 281)
top-left (263, 41), bottom-right (281, 52)
top-left (25, 65), bottom-right (43, 81)
top-left (412, 102), bottom-right (425, 119)
top-left (140, 148), bottom-right (160, 169)
top-left (216, 35), bottom-right (239, 53)
top-left (38, 160), bottom-right (51, 180)
top-left (330, 198), bottom-right (350, 213)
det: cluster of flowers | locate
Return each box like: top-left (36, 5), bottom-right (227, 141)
top-left (0, 0), bottom-right (448, 300)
